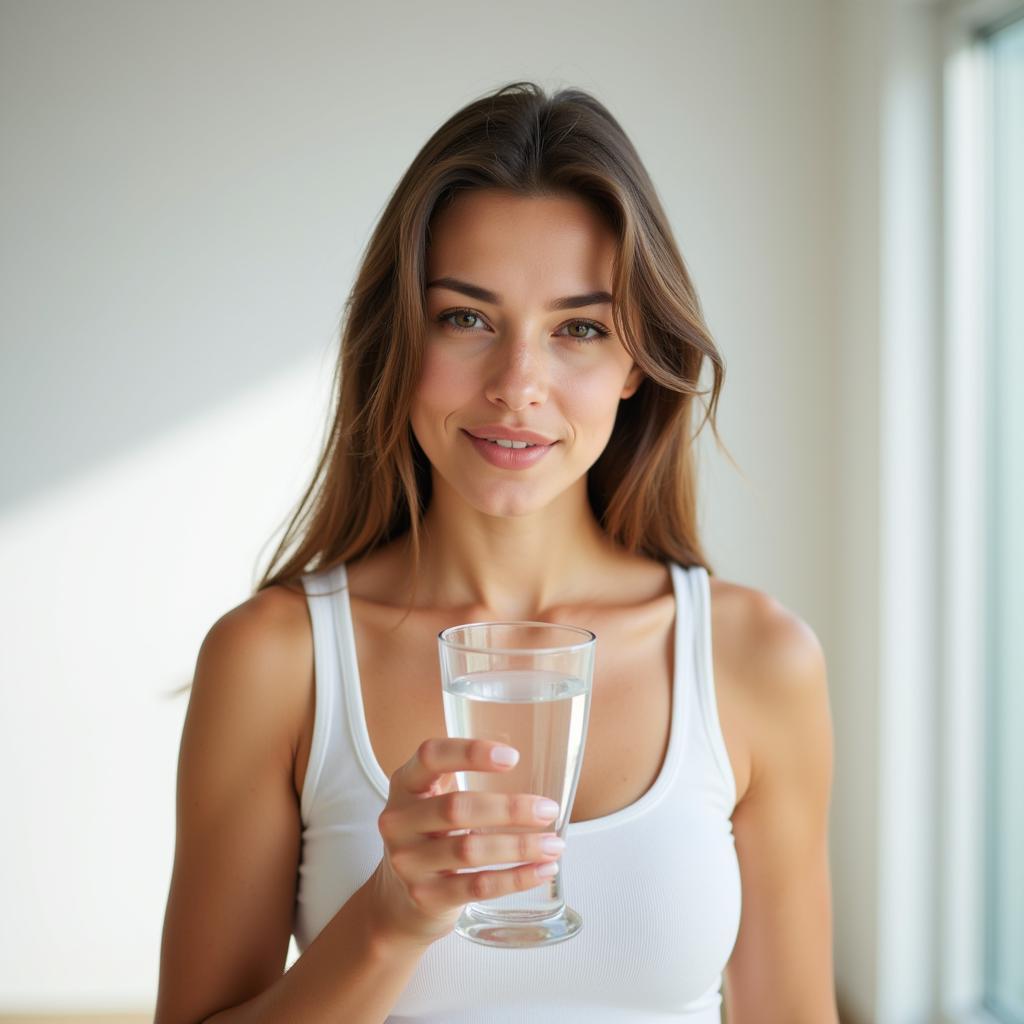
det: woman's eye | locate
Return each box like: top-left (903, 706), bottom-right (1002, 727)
top-left (441, 310), bottom-right (484, 332)
top-left (436, 309), bottom-right (610, 344)
top-left (562, 320), bottom-right (609, 342)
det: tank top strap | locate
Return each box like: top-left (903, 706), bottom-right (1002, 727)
top-left (298, 561), bottom-right (350, 825)
top-left (679, 563), bottom-right (738, 813)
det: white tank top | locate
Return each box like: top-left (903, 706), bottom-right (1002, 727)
top-left (294, 560), bottom-right (741, 1022)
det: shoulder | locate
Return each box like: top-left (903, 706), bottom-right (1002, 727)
top-left (707, 575), bottom-right (831, 799)
top-left (202, 581), bottom-right (312, 670)
top-left (707, 575), bottom-right (827, 703)
top-left (190, 582), bottom-right (313, 762)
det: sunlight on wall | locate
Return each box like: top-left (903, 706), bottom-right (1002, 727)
top-left (0, 353), bottom-right (329, 1010)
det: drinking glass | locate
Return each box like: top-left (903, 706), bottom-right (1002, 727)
top-left (438, 621), bottom-right (596, 948)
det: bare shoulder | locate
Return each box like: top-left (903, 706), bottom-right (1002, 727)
top-left (708, 573), bottom-right (819, 667)
top-left (194, 582), bottom-right (314, 769)
top-left (204, 582), bottom-right (313, 679)
top-left (707, 576), bottom-right (826, 694)
top-left (734, 585), bottom-right (831, 805)
top-left (706, 575), bottom-right (830, 804)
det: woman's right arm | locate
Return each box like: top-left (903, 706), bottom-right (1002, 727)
top-left (201, 875), bottom-right (430, 1023)
top-left (154, 588), bottom-right (428, 1024)
top-left (156, 588), bottom-right (563, 1023)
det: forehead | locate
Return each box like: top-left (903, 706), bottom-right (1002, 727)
top-left (425, 189), bottom-right (618, 289)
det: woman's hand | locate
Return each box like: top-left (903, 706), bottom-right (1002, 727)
top-left (366, 738), bottom-right (564, 949)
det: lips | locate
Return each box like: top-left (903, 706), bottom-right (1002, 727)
top-left (462, 429), bottom-right (558, 470)
top-left (464, 426), bottom-right (558, 446)
top-left (472, 436), bottom-right (544, 450)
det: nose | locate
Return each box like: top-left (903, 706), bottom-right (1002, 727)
top-left (483, 337), bottom-right (550, 411)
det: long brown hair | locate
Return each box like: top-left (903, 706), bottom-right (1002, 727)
top-left (252, 81), bottom-right (734, 612)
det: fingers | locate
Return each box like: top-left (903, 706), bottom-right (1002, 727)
top-left (375, 737), bottom-right (567, 935)
top-left (404, 859), bottom-right (561, 917)
top-left (409, 829), bottom-right (567, 876)
top-left (378, 788), bottom-right (560, 842)
top-left (393, 738), bottom-right (520, 798)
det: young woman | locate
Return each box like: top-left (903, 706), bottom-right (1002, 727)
top-left (155, 82), bottom-right (839, 1023)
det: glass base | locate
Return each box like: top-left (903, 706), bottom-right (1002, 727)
top-left (454, 902), bottom-right (582, 948)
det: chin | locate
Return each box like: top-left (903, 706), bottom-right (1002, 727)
top-left (459, 479), bottom-right (558, 519)
top-left (472, 493), bottom-right (549, 519)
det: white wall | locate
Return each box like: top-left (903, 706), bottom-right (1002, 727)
top-left (831, 1), bottom-right (885, 1016)
top-left (0, 0), bottom-right (844, 1013)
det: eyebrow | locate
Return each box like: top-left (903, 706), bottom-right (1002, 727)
top-left (425, 276), bottom-right (613, 312)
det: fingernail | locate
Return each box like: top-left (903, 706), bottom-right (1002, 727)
top-left (490, 745), bottom-right (520, 766)
top-left (536, 861), bottom-right (559, 877)
top-left (541, 836), bottom-right (566, 854)
top-left (534, 798), bottom-right (560, 820)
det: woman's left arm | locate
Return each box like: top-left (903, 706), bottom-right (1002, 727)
top-left (722, 598), bottom-right (840, 1024)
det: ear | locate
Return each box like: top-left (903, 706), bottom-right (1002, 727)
top-left (620, 362), bottom-right (644, 400)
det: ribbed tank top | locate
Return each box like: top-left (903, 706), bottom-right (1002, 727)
top-left (294, 560), bottom-right (741, 1022)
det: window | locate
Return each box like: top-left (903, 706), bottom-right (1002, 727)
top-left (983, 9), bottom-right (1024, 1019)
top-left (941, 3), bottom-right (1024, 1021)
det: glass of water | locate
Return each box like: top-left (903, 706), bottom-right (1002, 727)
top-left (437, 621), bottom-right (596, 948)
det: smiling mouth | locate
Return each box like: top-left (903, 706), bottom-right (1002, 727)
top-left (478, 438), bottom-right (542, 449)
top-left (461, 429), bottom-right (557, 450)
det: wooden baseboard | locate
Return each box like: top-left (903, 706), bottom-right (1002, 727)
top-left (0, 1002), bottom-right (864, 1024)
top-left (0, 1016), bottom-right (152, 1023)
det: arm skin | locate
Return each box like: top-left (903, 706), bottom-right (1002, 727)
top-left (154, 588), bottom-right (430, 1024)
top-left (722, 594), bottom-right (840, 1023)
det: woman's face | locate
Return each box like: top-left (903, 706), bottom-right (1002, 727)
top-left (411, 188), bottom-right (643, 519)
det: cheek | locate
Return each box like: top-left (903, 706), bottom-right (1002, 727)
top-left (412, 347), bottom-right (475, 418)
top-left (552, 360), bottom-right (630, 427)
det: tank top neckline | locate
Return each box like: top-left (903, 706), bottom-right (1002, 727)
top-left (332, 560), bottom-right (696, 836)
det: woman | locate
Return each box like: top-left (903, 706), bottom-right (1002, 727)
top-left (156, 82), bottom-right (838, 1023)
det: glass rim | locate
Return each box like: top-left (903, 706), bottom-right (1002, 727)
top-left (437, 620), bottom-right (596, 655)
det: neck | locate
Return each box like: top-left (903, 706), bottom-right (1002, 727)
top-left (404, 479), bottom-right (621, 619)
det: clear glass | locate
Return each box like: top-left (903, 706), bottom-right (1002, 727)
top-left (438, 621), bottom-right (596, 948)
top-left (984, 14), bottom-right (1024, 1018)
